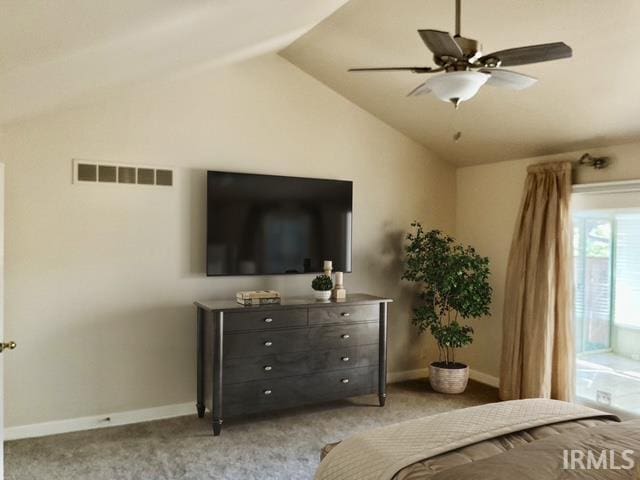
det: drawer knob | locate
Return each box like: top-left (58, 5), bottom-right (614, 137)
top-left (263, 389), bottom-right (272, 395)
top-left (264, 341), bottom-right (273, 347)
top-left (263, 365), bottom-right (273, 371)
top-left (341, 378), bottom-right (350, 384)
top-left (341, 356), bottom-right (350, 362)
top-left (341, 312), bottom-right (350, 317)
top-left (341, 334), bottom-right (350, 339)
top-left (264, 317), bottom-right (273, 323)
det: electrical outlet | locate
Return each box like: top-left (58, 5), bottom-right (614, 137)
top-left (596, 390), bottom-right (612, 406)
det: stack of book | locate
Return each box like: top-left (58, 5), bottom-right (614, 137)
top-left (236, 290), bottom-right (281, 306)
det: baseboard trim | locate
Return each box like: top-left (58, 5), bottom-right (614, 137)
top-left (6, 369), bottom-right (499, 441)
top-left (469, 369), bottom-right (500, 388)
top-left (388, 368), bottom-right (428, 383)
top-left (389, 367), bottom-right (499, 389)
top-left (5, 402), bottom-right (195, 441)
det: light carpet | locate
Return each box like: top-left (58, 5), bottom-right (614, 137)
top-left (5, 379), bottom-right (498, 480)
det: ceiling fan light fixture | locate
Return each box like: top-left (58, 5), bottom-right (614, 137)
top-left (424, 71), bottom-right (489, 106)
top-left (347, 0), bottom-right (572, 107)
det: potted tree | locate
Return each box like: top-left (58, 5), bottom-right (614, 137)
top-left (312, 274), bottom-right (333, 301)
top-left (402, 223), bottom-right (492, 394)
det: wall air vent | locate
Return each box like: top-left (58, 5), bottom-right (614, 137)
top-left (99, 165), bottom-right (117, 183)
top-left (76, 163), bottom-right (97, 182)
top-left (118, 166), bottom-right (136, 184)
top-left (137, 168), bottom-right (154, 185)
top-left (73, 160), bottom-right (173, 187)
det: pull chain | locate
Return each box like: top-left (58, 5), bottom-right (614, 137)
top-left (448, 106), bottom-right (462, 142)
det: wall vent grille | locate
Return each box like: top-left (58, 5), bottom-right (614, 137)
top-left (73, 160), bottom-right (173, 187)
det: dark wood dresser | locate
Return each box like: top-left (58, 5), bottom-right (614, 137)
top-left (194, 293), bottom-right (392, 435)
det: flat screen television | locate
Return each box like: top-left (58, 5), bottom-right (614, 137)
top-left (206, 171), bottom-right (353, 276)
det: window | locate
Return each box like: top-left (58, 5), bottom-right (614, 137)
top-left (573, 216), bottom-right (613, 352)
top-left (613, 215), bottom-right (640, 328)
top-left (574, 213), bottom-right (640, 340)
top-left (573, 189), bottom-right (640, 414)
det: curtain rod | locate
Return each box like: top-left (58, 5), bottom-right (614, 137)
top-left (576, 153), bottom-right (609, 170)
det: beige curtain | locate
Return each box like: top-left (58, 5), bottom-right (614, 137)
top-left (499, 161), bottom-right (574, 402)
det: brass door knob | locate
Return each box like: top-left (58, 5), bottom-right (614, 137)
top-left (0, 341), bottom-right (16, 353)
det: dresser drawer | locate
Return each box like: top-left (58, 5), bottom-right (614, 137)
top-left (308, 366), bottom-right (378, 396)
top-left (310, 322), bottom-right (379, 350)
top-left (224, 308), bottom-right (307, 333)
top-left (223, 351), bottom-right (311, 384)
top-left (223, 366), bottom-right (378, 417)
top-left (309, 304), bottom-right (379, 325)
top-left (224, 328), bottom-right (309, 359)
top-left (311, 344), bottom-right (378, 371)
top-left (224, 345), bottom-right (378, 385)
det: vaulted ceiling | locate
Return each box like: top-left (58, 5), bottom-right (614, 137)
top-left (282, 0), bottom-right (640, 165)
top-left (0, 0), bottom-right (348, 124)
top-left (3, 1), bottom-right (640, 167)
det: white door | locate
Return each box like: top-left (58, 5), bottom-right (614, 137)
top-left (0, 164), bottom-right (4, 477)
top-left (0, 164), bottom-right (13, 478)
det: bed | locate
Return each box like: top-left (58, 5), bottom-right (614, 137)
top-left (315, 399), bottom-right (640, 479)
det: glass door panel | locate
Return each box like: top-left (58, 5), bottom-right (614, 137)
top-left (573, 217), bottom-right (612, 353)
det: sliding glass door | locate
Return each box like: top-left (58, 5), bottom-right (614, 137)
top-left (573, 187), bottom-right (640, 415)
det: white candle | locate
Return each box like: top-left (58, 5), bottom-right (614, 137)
top-left (323, 260), bottom-right (332, 271)
top-left (335, 271), bottom-right (343, 286)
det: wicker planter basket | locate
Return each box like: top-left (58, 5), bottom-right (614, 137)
top-left (429, 362), bottom-right (469, 394)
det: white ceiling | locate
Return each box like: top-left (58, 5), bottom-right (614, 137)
top-left (282, 0), bottom-right (640, 165)
top-left (0, 0), bottom-right (348, 124)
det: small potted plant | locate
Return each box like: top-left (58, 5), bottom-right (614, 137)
top-left (402, 222), bottom-right (491, 394)
top-left (312, 274), bottom-right (333, 301)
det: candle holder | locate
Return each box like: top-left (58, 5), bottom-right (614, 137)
top-left (323, 260), bottom-right (333, 278)
top-left (332, 271), bottom-right (347, 300)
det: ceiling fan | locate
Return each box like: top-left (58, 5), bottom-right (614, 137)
top-left (349, 0), bottom-right (572, 108)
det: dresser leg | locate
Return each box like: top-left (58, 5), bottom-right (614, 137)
top-left (212, 418), bottom-right (223, 436)
top-left (378, 302), bottom-right (388, 408)
top-left (196, 307), bottom-right (205, 419)
top-left (212, 311), bottom-right (224, 436)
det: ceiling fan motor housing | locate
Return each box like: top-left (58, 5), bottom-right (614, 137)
top-left (435, 36), bottom-right (482, 69)
top-left (454, 36), bottom-right (481, 59)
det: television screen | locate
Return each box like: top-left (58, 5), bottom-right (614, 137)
top-left (206, 171), bottom-right (352, 276)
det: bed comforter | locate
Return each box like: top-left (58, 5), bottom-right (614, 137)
top-left (315, 399), bottom-right (638, 480)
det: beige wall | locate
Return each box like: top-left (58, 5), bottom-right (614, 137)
top-left (455, 141), bottom-right (640, 378)
top-left (1, 53), bottom-right (456, 427)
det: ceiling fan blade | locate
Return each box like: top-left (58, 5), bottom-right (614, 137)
top-left (479, 42), bottom-right (572, 67)
top-left (417, 30), bottom-right (463, 58)
top-left (479, 69), bottom-right (538, 90)
top-left (407, 82), bottom-right (431, 97)
top-left (348, 66), bottom-right (435, 73)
